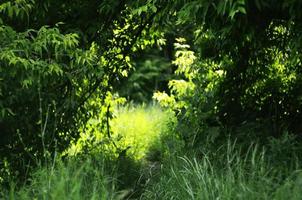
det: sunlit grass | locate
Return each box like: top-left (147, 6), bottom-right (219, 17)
top-left (111, 104), bottom-right (178, 160)
top-left (2, 104), bottom-right (179, 199)
top-left (4, 107), bottom-right (302, 199)
top-left (65, 103), bottom-right (178, 160)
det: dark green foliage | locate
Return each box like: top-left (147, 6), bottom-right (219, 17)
top-left (193, 1), bottom-right (302, 136)
top-left (4, 0), bottom-right (302, 197)
top-left (150, 0), bottom-right (302, 140)
top-left (0, 25), bottom-right (96, 177)
top-left (118, 50), bottom-right (172, 102)
top-left (0, 0), bottom-right (161, 182)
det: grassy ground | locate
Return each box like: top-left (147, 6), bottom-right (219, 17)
top-left (5, 157), bottom-right (118, 200)
top-left (110, 104), bottom-right (179, 160)
top-left (3, 104), bottom-right (302, 199)
top-left (142, 139), bottom-right (302, 200)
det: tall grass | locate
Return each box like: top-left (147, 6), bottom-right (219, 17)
top-left (1, 104), bottom-right (179, 199)
top-left (3, 104), bottom-right (302, 200)
top-left (142, 138), bottom-right (302, 200)
top-left (110, 104), bottom-right (179, 160)
top-left (66, 104), bottom-right (180, 161)
top-left (4, 157), bottom-right (121, 200)
top-left (6, 138), bottom-right (302, 200)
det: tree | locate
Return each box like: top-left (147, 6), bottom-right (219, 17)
top-left (0, 0), bottom-right (163, 181)
top-left (152, 0), bottom-right (302, 139)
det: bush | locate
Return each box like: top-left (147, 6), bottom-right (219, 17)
top-left (0, 25), bottom-right (110, 182)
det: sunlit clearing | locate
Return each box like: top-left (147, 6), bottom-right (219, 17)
top-left (111, 104), bottom-right (177, 160)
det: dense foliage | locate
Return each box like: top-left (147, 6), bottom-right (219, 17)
top-left (0, 0), bottom-right (161, 180)
top-left (151, 0), bottom-right (302, 143)
top-left (2, 0), bottom-right (302, 198)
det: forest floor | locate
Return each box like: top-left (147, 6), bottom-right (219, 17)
top-left (3, 104), bottom-right (302, 199)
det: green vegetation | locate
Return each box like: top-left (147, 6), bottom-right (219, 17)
top-left (110, 105), bottom-right (179, 160)
top-left (142, 137), bottom-right (302, 200)
top-left (66, 104), bottom-right (180, 160)
top-left (3, 125), bottom-right (302, 199)
top-left (6, 158), bottom-right (118, 200)
top-left (2, 0), bottom-right (302, 199)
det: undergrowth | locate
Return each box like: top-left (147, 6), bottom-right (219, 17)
top-left (142, 135), bottom-right (302, 200)
top-left (110, 104), bottom-right (181, 161)
top-left (2, 105), bottom-right (302, 200)
top-left (4, 156), bottom-right (119, 200)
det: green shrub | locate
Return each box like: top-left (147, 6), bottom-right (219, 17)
top-left (0, 0), bottom-right (162, 183)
